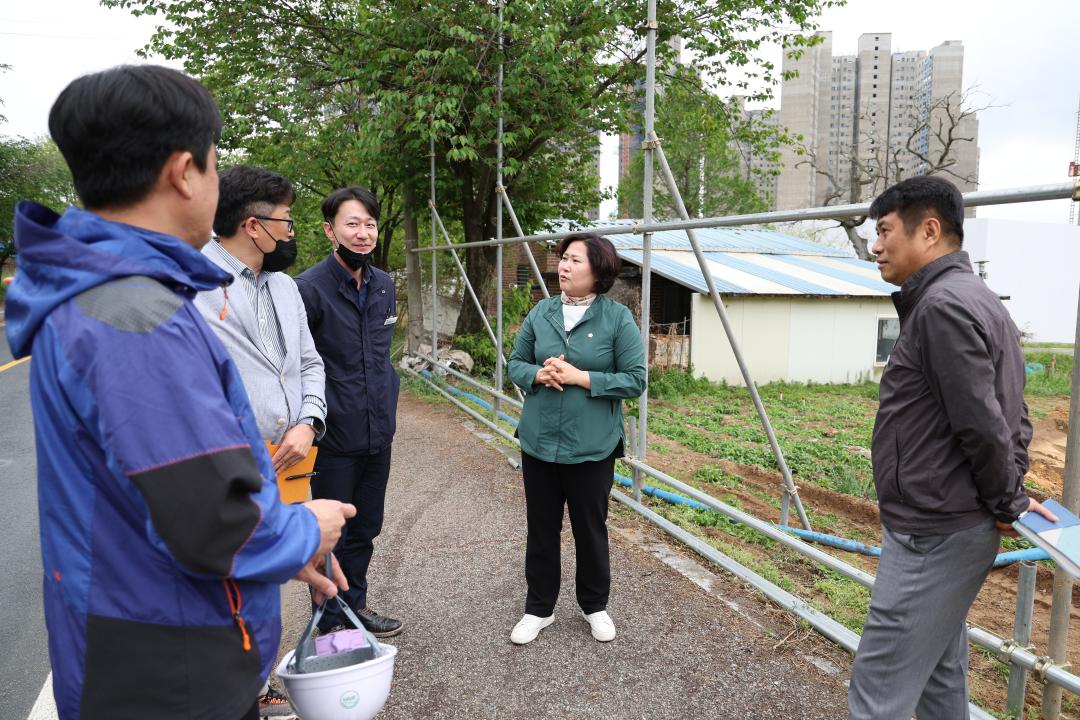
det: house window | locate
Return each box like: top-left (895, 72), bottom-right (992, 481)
top-left (877, 317), bottom-right (900, 364)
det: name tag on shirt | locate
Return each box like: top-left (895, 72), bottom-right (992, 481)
top-left (384, 315), bottom-right (398, 326)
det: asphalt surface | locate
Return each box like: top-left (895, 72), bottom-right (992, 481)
top-left (4, 350), bottom-right (852, 718)
top-left (0, 340), bottom-right (50, 720)
top-left (272, 392), bottom-right (852, 719)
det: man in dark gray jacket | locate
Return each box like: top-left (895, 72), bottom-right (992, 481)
top-left (848, 176), bottom-right (1057, 720)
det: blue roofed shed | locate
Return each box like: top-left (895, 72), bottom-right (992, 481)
top-left (538, 223), bottom-right (902, 385)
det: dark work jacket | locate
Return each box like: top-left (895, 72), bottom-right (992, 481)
top-left (296, 254), bottom-right (399, 455)
top-left (872, 251), bottom-right (1031, 535)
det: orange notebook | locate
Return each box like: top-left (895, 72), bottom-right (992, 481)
top-left (264, 440), bottom-right (319, 504)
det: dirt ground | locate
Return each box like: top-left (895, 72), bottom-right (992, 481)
top-left (638, 395), bottom-right (1080, 718)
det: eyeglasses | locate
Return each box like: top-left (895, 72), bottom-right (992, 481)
top-left (253, 216), bottom-right (295, 232)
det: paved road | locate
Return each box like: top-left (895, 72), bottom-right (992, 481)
top-left (0, 341), bottom-right (49, 719)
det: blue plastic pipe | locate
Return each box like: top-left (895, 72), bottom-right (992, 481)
top-left (612, 473), bottom-right (1048, 567)
top-left (426, 373), bottom-right (1048, 568)
top-left (420, 370), bottom-right (519, 426)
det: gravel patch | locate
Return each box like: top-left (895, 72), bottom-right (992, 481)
top-left (278, 391), bottom-right (851, 719)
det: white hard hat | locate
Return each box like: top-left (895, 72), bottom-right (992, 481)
top-left (276, 555), bottom-right (398, 719)
top-left (277, 643), bottom-right (397, 720)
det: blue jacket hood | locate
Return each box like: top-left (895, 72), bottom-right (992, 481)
top-left (4, 201), bottom-right (231, 358)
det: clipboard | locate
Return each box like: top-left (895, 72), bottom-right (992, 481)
top-left (265, 440), bottom-right (318, 504)
top-left (1013, 499), bottom-right (1080, 580)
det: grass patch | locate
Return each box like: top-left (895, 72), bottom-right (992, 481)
top-left (646, 370), bottom-right (879, 499)
top-left (811, 569), bottom-right (871, 633)
top-left (1024, 351), bottom-right (1072, 397)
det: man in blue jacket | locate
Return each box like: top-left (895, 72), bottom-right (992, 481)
top-left (296, 187), bottom-right (402, 637)
top-left (4, 65), bottom-right (355, 720)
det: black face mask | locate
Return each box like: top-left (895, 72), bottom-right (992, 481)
top-left (262, 239), bottom-right (298, 272)
top-left (253, 220), bottom-right (297, 272)
top-left (336, 243), bottom-right (373, 272)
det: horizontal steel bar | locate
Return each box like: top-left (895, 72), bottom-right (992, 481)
top-left (413, 180), bottom-right (1080, 252)
top-left (610, 488), bottom-right (861, 652)
top-left (413, 352), bottom-right (524, 410)
top-left (624, 458), bottom-right (872, 586)
top-left (402, 367), bottom-right (519, 445)
top-left (970, 626), bottom-right (1080, 696)
top-left (626, 457), bottom-right (1080, 695)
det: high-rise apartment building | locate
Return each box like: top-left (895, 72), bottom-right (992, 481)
top-left (776, 33), bottom-right (979, 211)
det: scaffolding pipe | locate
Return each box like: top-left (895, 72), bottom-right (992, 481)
top-left (610, 487), bottom-right (860, 650)
top-left (413, 180), bottom-right (1080, 252)
top-left (494, 0), bottom-right (505, 426)
top-left (1041, 287), bottom-right (1080, 719)
top-left (1007, 561), bottom-right (1037, 716)
top-left (623, 458), bottom-right (869, 586)
top-left (403, 367), bottom-right (519, 445)
top-left (410, 358), bottom-right (1080, 699)
top-left (649, 132), bottom-right (811, 531)
top-left (417, 370), bottom-right (518, 426)
top-left (429, 203), bottom-right (524, 403)
top-left (633, 0), bottom-right (658, 503)
top-left (413, 352), bottom-right (523, 410)
top-left (621, 454), bottom-right (1080, 695)
top-left (429, 134), bottom-right (438, 356)
top-left (498, 188), bottom-right (550, 299)
top-left (609, 487), bottom-right (997, 719)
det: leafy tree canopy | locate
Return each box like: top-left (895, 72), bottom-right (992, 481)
top-left (105, 0), bottom-right (836, 331)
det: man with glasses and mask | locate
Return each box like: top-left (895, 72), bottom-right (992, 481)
top-left (195, 165), bottom-right (329, 715)
top-left (196, 165), bottom-right (327, 475)
top-left (296, 186), bottom-right (402, 638)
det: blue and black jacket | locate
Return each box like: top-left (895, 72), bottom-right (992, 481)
top-left (5, 203), bottom-right (320, 720)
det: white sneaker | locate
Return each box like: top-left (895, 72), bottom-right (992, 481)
top-left (583, 610), bottom-right (616, 642)
top-left (510, 614), bottom-right (554, 645)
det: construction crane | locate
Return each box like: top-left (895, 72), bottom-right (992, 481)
top-left (1071, 96), bottom-right (1079, 225)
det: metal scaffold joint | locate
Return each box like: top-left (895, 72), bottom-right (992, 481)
top-left (997, 639), bottom-right (1035, 662)
top-left (495, 185), bottom-right (507, 194)
top-left (643, 20), bottom-right (659, 29)
top-left (1072, 178), bottom-right (1080, 201)
top-left (428, 199), bottom-right (437, 210)
top-left (1032, 655), bottom-right (1071, 682)
top-left (640, 138), bottom-right (662, 150)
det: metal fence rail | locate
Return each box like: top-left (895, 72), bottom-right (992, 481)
top-left (406, 1), bottom-right (1080, 714)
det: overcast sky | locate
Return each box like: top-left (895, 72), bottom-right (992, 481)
top-left (2, 0), bottom-right (1078, 224)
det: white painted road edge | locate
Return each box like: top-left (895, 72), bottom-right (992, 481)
top-left (27, 673), bottom-right (57, 720)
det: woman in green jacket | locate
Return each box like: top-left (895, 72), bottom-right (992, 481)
top-left (507, 233), bottom-right (647, 645)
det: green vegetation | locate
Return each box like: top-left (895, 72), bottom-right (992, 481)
top-left (647, 369), bottom-right (880, 499)
top-left (1023, 350), bottom-right (1073, 397)
top-left (812, 570), bottom-right (871, 633)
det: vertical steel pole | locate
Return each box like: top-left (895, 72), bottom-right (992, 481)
top-left (1008, 561), bottom-right (1037, 716)
top-left (650, 132), bottom-right (812, 531)
top-left (494, 0), bottom-right (505, 424)
top-left (1041, 289), bottom-right (1080, 719)
top-left (633, 0), bottom-right (657, 500)
top-left (500, 191), bottom-right (550, 299)
top-left (430, 134), bottom-right (438, 360)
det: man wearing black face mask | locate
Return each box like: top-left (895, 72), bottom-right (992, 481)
top-left (295, 186), bottom-right (402, 638)
top-left (196, 165), bottom-right (327, 474)
top-left (195, 165), bottom-right (329, 714)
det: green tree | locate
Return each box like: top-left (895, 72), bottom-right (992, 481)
top-left (618, 69), bottom-right (776, 219)
top-left (0, 136), bottom-right (79, 269)
top-left (107, 0), bottom-right (833, 333)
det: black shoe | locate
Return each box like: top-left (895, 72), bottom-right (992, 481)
top-left (312, 623), bottom-right (347, 639)
top-left (258, 686), bottom-right (293, 717)
top-left (358, 607), bottom-right (403, 638)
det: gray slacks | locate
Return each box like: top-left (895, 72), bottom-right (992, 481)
top-left (848, 517), bottom-right (1000, 720)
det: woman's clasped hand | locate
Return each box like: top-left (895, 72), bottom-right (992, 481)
top-left (533, 354), bottom-right (591, 391)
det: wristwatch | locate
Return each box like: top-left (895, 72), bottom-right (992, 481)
top-left (297, 416), bottom-right (325, 438)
